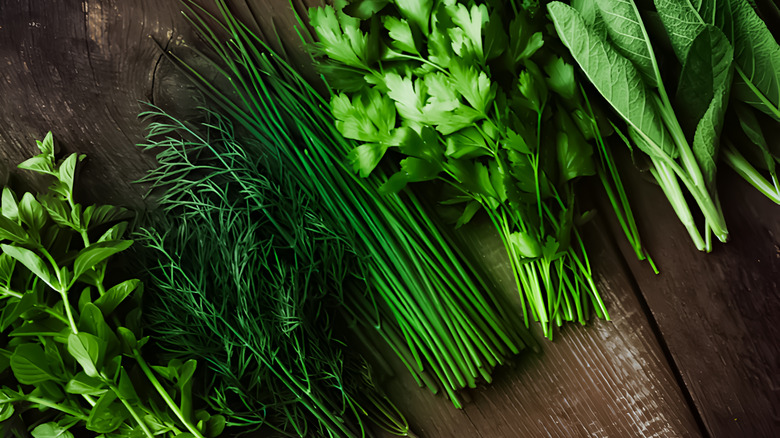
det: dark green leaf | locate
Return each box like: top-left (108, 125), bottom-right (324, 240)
top-left (11, 343), bottom-right (58, 384)
top-left (728, 0), bottom-right (780, 120)
top-left (678, 26), bottom-right (734, 193)
top-left (94, 279), bottom-right (140, 316)
top-left (66, 371), bottom-right (107, 395)
top-left (343, 0), bottom-right (390, 19)
top-left (556, 110), bottom-right (596, 183)
top-left (10, 317), bottom-right (68, 338)
top-left (87, 390), bottom-right (128, 433)
top-left (117, 367), bottom-right (139, 404)
top-left (0, 214), bottom-right (29, 244)
top-left (41, 196), bottom-right (72, 228)
top-left (72, 240), bottom-right (133, 282)
top-left (654, 0), bottom-right (706, 62)
top-left (97, 222), bottom-right (128, 243)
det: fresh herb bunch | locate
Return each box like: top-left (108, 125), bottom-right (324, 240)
top-left (307, 0), bottom-right (643, 336)
top-left (548, 0), bottom-right (780, 250)
top-left (156, 0), bottom-right (533, 408)
top-left (138, 109), bottom-right (411, 437)
top-left (0, 134), bottom-right (223, 437)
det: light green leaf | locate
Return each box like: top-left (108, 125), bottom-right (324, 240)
top-left (309, 4), bottom-right (369, 68)
top-left (2, 187), bottom-right (19, 221)
top-left (31, 422), bottom-right (75, 438)
top-left (73, 240), bottom-right (133, 282)
top-left (38, 132), bottom-right (55, 155)
top-left (548, 2), bottom-right (674, 158)
top-left (383, 16), bottom-right (418, 54)
top-left (40, 195), bottom-right (72, 228)
top-left (19, 192), bottom-right (47, 232)
top-left (0, 215), bottom-right (28, 243)
top-left (1, 244), bottom-right (56, 288)
top-left (58, 153), bottom-right (78, 193)
top-left (67, 332), bottom-right (102, 378)
top-left (393, 0), bottom-right (433, 34)
top-left (509, 231), bottom-right (542, 258)
top-left (11, 343), bottom-right (58, 384)
top-left (17, 156), bottom-right (54, 175)
top-left (348, 143), bottom-right (388, 177)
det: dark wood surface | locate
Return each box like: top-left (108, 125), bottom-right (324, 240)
top-left (0, 1), bottom-right (777, 437)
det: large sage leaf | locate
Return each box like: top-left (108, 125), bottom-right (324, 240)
top-left (728, 0), bottom-right (780, 120)
top-left (678, 26), bottom-right (734, 194)
top-left (548, 2), bottom-right (674, 158)
top-left (593, 0), bottom-right (659, 87)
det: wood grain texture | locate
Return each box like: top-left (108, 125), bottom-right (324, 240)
top-left (1, 0), bottom-right (773, 437)
top-left (376, 211), bottom-right (701, 437)
top-left (599, 149), bottom-right (780, 437)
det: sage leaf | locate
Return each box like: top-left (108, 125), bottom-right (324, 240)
top-left (548, 2), bottom-right (673, 158)
top-left (593, 0), bottom-right (659, 87)
top-left (728, 0), bottom-right (780, 120)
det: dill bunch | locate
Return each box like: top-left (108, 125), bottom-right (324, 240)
top-left (137, 110), bottom-right (410, 437)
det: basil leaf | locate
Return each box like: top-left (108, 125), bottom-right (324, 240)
top-left (11, 343), bottom-right (58, 384)
top-left (1, 244), bottom-right (57, 289)
top-left (72, 240), bottom-right (133, 282)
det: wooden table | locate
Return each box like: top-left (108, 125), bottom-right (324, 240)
top-left (1, 1), bottom-right (777, 436)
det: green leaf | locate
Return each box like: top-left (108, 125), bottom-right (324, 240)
top-left (0, 252), bottom-right (14, 286)
top-left (555, 111), bottom-right (596, 183)
top-left (205, 415), bottom-right (226, 438)
top-left (79, 303), bottom-right (120, 363)
top-left (40, 195), bottom-right (72, 228)
top-left (11, 343), bottom-right (58, 384)
top-left (87, 390), bottom-right (128, 433)
top-left (97, 222), bottom-right (128, 243)
top-left (83, 205), bottom-right (130, 229)
top-left (447, 2), bottom-right (489, 60)
top-left (383, 16), bottom-right (418, 54)
top-left (394, 0), bottom-right (433, 34)
top-left (9, 317), bottom-right (68, 338)
top-left (0, 215), bottom-right (28, 243)
top-left (66, 371), bottom-right (107, 395)
top-left (0, 401), bottom-right (13, 422)
top-left (309, 4), bottom-right (370, 68)
top-left (72, 240), bottom-right (133, 282)
top-left (31, 422), bottom-right (75, 438)
top-left (2, 293), bottom-right (37, 331)
top-left (548, 2), bottom-right (674, 158)
top-left (38, 132), bottom-right (55, 155)
top-left (678, 26), bottom-right (734, 193)
top-left (17, 156), bottom-right (54, 175)
top-left (67, 332), bottom-right (102, 378)
top-left (94, 279), bottom-right (140, 316)
top-left (116, 367), bottom-right (140, 404)
top-left (593, 0), bottom-right (659, 87)
top-left (348, 143), bottom-right (388, 177)
top-left (544, 57), bottom-right (577, 101)
top-left (58, 154), bottom-right (78, 193)
top-left (728, 0), bottom-right (780, 120)
top-left (1, 244), bottom-right (57, 289)
top-left (343, 0), bottom-right (390, 19)
top-left (2, 187), bottom-right (19, 221)
top-left (449, 63), bottom-right (496, 114)
top-left (654, 0), bottom-right (706, 62)
top-left (18, 192), bottom-right (48, 232)
top-left (384, 72), bottom-right (426, 125)
top-left (509, 231), bottom-right (542, 258)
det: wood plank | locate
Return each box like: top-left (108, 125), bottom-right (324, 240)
top-left (378, 210), bottom-right (702, 437)
top-left (599, 149), bottom-right (780, 437)
top-left (0, 1), bottom-right (709, 437)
